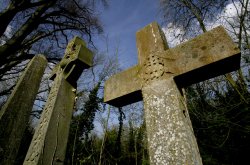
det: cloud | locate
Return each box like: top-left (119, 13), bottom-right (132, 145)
top-left (209, 1), bottom-right (240, 28)
top-left (162, 24), bottom-right (187, 48)
top-left (161, 1), bottom-right (242, 48)
top-left (5, 25), bottom-right (12, 38)
top-left (0, 25), bottom-right (13, 45)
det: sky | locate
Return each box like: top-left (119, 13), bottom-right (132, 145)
top-left (90, 0), bottom-right (163, 133)
top-left (93, 0), bottom-right (162, 69)
top-left (92, 0), bottom-right (239, 70)
top-left (92, 0), bottom-right (241, 86)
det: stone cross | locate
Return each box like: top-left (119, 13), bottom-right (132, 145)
top-left (104, 22), bottom-right (241, 165)
top-left (0, 55), bottom-right (47, 165)
top-left (24, 37), bottom-right (93, 165)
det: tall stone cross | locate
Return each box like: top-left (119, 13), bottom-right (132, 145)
top-left (104, 22), bottom-right (241, 164)
top-left (24, 37), bottom-right (93, 165)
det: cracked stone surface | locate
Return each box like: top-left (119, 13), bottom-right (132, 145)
top-left (142, 78), bottom-right (202, 165)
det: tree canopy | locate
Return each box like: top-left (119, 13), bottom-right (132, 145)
top-left (0, 0), bottom-right (104, 79)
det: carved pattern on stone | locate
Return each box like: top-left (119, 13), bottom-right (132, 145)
top-left (24, 72), bottom-right (61, 163)
top-left (50, 41), bottom-right (80, 80)
top-left (142, 54), bottom-right (165, 83)
top-left (24, 37), bottom-right (92, 165)
top-left (60, 42), bottom-right (78, 69)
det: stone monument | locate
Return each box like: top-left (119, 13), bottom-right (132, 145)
top-left (104, 22), bottom-right (241, 165)
top-left (23, 37), bottom-right (93, 165)
top-left (0, 55), bottom-right (47, 165)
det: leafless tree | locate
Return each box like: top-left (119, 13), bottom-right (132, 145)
top-left (0, 0), bottom-right (106, 79)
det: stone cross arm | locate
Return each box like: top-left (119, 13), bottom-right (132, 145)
top-left (50, 36), bottom-right (93, 86)
top-left (104, 22), bottom-right (241, 107)
top-left (104, 65), bottom-right (142, 107)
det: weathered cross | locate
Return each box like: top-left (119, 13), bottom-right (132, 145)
top-left (24, 37), bottom-right (93, 165)
top-left (104, 22), bottom-right (240, 164)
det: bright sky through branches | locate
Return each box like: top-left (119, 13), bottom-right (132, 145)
top-left (93, 0), bottom-right (240, 70)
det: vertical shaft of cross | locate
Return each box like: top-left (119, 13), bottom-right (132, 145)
top-left (137, 22), bottom-right (202, 165)
top-left (23, 37), bottom-right (93, 165)
top-left (0, 55), bottom-right (47, 165)
top-left (24, 71), bottom-right (75, 165)
top-left (142, 79), bottom-right (202, 164)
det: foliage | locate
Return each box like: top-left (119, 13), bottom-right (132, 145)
top-left (66, 82), bottom-right (102, 164)
top-left (186, 79), bottom-right (250, 164)
top-left (66, 119), bottom-right (149, 165)
top-left (160, 0), bottom-right (250, 164)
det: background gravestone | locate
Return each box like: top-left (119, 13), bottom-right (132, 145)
top-left (24, 37), bottom-right (93, 165)
top-left (0, 55), bottom-right (47, 165)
